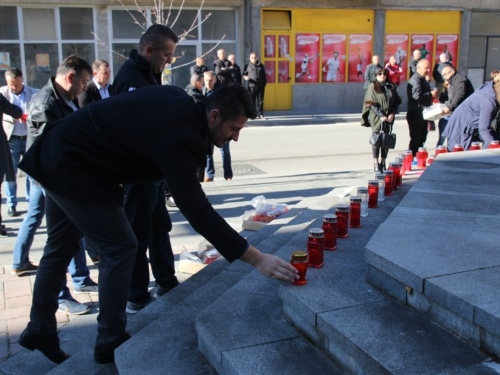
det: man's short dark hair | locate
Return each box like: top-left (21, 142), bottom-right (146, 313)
top-left (4, 67), bottom-right (22, 80)
top-left (139, 25), bottom-right (178, 51)
top-left (92, 59), bottom-right (109, 72)
top-left (57, 55), bottom-right (92, 77)
top-left (205, 84), bottom-right (257, 121)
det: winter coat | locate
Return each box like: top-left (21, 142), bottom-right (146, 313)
top-left (0, 94), bottom-right (22, 182)
top-left (442, 82), bottom-right (500, 150)
top-left (185, 84), bottom-right (205, 103)
top-left (112, 49), bottom-right (159, 94)
top-left (242, 61), bottom-right (267, 88)
top-left (442, 72), bottom-right (474, 112)
top-left (361, 80), bottom-right (401, 133)
top-left (407, 72), bottom-right (433, 113)
top-left (213, 58), bottom-right (232, 85)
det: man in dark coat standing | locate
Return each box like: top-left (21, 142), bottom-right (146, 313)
top-left (227, 54), bottom-right (242, 85)
top-left (409, 49), bottom-right (421, 77)
top-left (243, 53), bottom-right (267, 119)
top-left (406, 59), bottom-right (437, 156)
top-left (190, 56), bottom-right (209, 77)
top-left (185, 74), bottom-right (205, 104)
top-left (213, 48), bottom-right (232, 85)
top-left (363, 55), bottom-right (383, 89)
top-left (17, 84), bottom-right (298, 364)
top-left (432, 53), bottom-right (451, 96)
top-left (78, 59), bottom-right (112, 106)
top-left (111, 25), bottom-right (180, 316)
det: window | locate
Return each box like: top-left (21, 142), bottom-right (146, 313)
top-left (202, 10), bottom-right (235, 40)
top-left (112, 10), bottom-right (146, 39)
top-left (0, 6), bottom-right (19, 40)
top-left (61, 8), bottom-right (94, 40)
top-left (23, 9), bottom-right (56, 40)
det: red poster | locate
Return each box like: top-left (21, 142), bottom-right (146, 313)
top-left (385, 34), bottom-right (409, 81)
top-left (348, 34), bottom-right (372, 82)
top-left (321, 34), bottom-right (346, 83)
top-left (295, 33), bottom-right (320, 83)
top-left (435, 34), bottom-right (459, 67)
top-left (278, 35), bottom-right (289, 58)
top-left (265, 61), bottom-right (275, 83)
top-left (278, 61), bottom-right (289, 83)
top-left (264, 35), bottom-right (276, 58)
top-left (411, 34), bottom-right (434, 63)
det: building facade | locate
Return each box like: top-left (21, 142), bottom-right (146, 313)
top-left (1, 1), bottom-right (499, 112)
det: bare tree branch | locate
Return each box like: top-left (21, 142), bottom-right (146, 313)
top-left (91, 31), bottom-right (128, 59)
top-left (171, 35), bottom-right (225, 70)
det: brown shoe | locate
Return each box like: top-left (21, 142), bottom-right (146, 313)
top-left (203, 177), bottom-right (214, 182)
top-left (225, 177), bottom-right (232, 181)
top-left (11, 261), bottom-right (38, 276)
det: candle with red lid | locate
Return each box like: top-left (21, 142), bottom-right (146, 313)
top-left (488, 140), bottom-right (500, 149)
top-left (384, 170), bottom-right (393, 196)
top-left (404, 150), bottom-right (413, 172)
top-left (388, 163), bottom-right (399, 190)
top-left (307, 228), bottom-right (324, 268)
top-left (290, 251), bottom-right (308, 285)
top-left (416, 147), bottom-right (428, 168)
top-left (335, 205), bottom-right (349, 238)
top-left (368, 180), bottom-right (379, 208)
top-left (349, 196), bottom-right (362, 228)
top-left (452, 144), bottom-right (464, 152)
top-left (394, 159), bottom-right (403, 186)
top-left (322, 214), bottom-right (337, 251)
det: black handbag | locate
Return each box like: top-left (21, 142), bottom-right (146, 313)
top-left (369, 122), bottom-right (396, 149)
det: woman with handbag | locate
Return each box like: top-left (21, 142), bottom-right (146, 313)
top-left (361, 68), bottom-right (401, 173)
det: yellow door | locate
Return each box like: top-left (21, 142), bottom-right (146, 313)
top-left (262, 32), bottom-right (293, 111)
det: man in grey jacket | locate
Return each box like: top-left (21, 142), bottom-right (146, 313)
top-left (1, 68), bottom-right (38, 217)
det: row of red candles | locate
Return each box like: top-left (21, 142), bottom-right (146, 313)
top-left (420, 141), bottom-right (500, 168)
top-left (290, 152), bottom-right (413, 286)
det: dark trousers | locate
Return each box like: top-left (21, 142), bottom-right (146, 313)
top-left (406, 111), bottom-right (428, 157)
top-left (249, 86), bottom-right (265, 117)
top-left (123, 180), bottom-right (177, 305)
top-left (27, 189), bottom-right (137, 349)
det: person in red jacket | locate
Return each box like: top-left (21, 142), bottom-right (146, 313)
top-left (385, 55), bottom-right (403, 87)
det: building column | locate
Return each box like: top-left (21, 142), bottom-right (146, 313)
top-left (374, 10), bottom-right (386, 59)
top-left (459, 10), bottom-right (471, 75)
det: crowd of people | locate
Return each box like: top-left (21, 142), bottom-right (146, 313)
top-left (0, 25), bottom-right (296, 365)
top-left (361, 50), bottom-right (500, 169)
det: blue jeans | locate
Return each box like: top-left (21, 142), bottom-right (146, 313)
top-left (437, 116), bottom-right (450, 148)
top-left (11, 177), bottom-right (92, 300)
top-left (5, 137), bottom-right (30, 207)
top-left (205, 142), bottom-right (232, 179)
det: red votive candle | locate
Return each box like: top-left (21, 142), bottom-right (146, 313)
top-left (384, 170), bottom-right (393, 196)
top-left (416, 147), bottom-right (428, 168)
top-left (388, 163), bottom-right (398, 190)
top-left (435, 145), bottom-right (448, 156)
top-left (368, 180), bottom-right (379, 208)
top-left (469, 142), bottom-right (481, 151)
top-left (452, 144), bottom-right (464, 152)
top-left (322, 214), bottom-right (337, 251)
top-left (335, 205), bottom-right (349, 238)
top-left (488, 140), bottom-right (500, 149)
top-left (290, 250), bottom-right (308, 285)
top-left (349, 196), bottom-right (362, 228)
top-left (427, 154), bottom-right (435, 165)
top-left (404, 150), bottom-right (413, 172)
top-left (307, 228), bottom-right (324, 268)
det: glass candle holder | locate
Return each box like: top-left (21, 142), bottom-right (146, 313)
top-left (290, 250), bottom-right (308, 285)
top-left (322, 214), bottom-right (337, 251)
top-left (452, 144), bottom-right (464, 152)
top-left (307, 228), bottom-right (324, 268)
top-left (427, 154), bottom-right (435, 165)
top-left (357, 187), bottom-right (369, 217)
top-left (397, 153), bottom-right (407, 175)
top-left (375, 173), bottom-right (385, 202)
top-left (388, 163), bottom-right (399, 190)
top-left (335, 205), bottom-right (349, 238)
top-left (488, 140), bottom-right (500, 149)
top-left (404, 150), bottom-right (413, 172)
top-left (368, 180), bottom-right (379, 208)
top-left (384, 170), bottom-right (393, 196)
top-left (394, 160), bottom-right (403, 186)
top-left (469, 142), bottom-right (481, 151)
top-left (435, 145), bottom-right (448, 156)
top-left (349, 196), bottom-right (362, 228)
top-left (416, 147), bottom-right (428, 168)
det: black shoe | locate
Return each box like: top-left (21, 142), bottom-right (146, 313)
top-left (379, 162), bottom-right (386, 172)
top-left (374, 163), bottom-right (381, 173)
top-left (94, 333), bottom-right (131, 364)
top-left (7, 206), bottom-right (17, 217)
top-left (18, 329), bottom-right (70, 364)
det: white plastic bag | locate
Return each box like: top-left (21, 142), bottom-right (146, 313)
top-left (242, 195), bottom-right (289, 230)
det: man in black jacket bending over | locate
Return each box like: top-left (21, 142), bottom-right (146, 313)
top-left (17, 84), bottom-right (298, 365)
top-left (111, 25), bottom-right (179, 316)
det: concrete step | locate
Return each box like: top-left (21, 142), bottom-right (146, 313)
top-left (194, 174), bottom-right (384, 373)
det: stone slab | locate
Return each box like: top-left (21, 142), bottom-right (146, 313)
top-left (196, 291), bottom-right (301, 373)
top-left (318, 300), bottom-right (486, 375)
top-left (434, 361), bottom-right (500, 374)
top-left (425, 267), bottom-right (500, 323)
top-left (475, 300), bottom-right (500, 339)
top-left (365, 214), bottom-right (500, 292)
top-left (221, 337), bottom-right (343, 375)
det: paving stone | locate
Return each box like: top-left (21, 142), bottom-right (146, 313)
top-left (5, 295), bottom-right (32, 309)
top-left (3, 279), bottom-right (32, 299)
top-left (318, 300), bottom-right (486, 375)
top-left (221, 337), bottom-right (344, 375)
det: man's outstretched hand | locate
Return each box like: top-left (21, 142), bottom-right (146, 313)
top-left (240, 245), bottom-right (299, 282)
